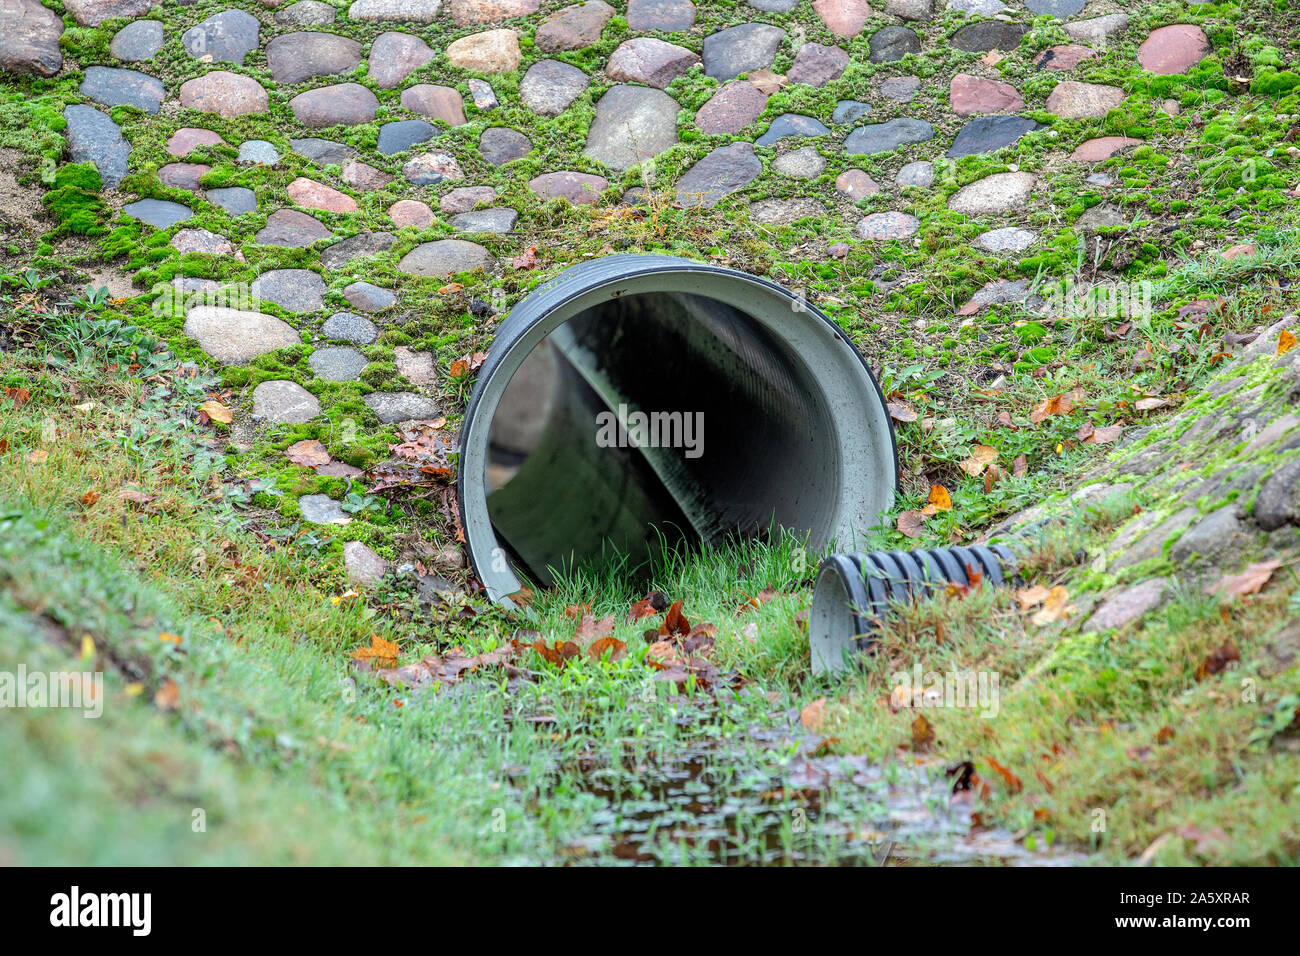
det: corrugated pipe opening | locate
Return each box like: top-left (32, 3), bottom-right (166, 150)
top-left (810, 545), bottom-right (1017, 674)
top-left (458, 254), bottom-right (899, 605)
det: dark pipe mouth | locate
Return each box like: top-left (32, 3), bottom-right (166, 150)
top-left (459, 255), bottom-right (898, 604)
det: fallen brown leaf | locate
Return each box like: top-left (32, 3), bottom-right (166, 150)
top-left (897, 509), bottom-right (926, 538)
top-left (1205, 559), bottom-right (1283, 599)
top-left (801, 697), bottom-right (827, 732)
top-left (1195, 643), bottom-right (1241, 681)
top-left (198, 400), bottom-right (232, 424)
top-left (284, 438), bottom-right (331, 467)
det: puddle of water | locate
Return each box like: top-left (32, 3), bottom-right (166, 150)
top-left (523, 722), bottom-right (1083, 866)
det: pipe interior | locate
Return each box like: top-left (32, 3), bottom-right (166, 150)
top-left (484, 290), bottom-right (843, 586)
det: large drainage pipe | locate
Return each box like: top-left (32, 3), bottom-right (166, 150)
top-left (457, 254), bottom-right (899, 605)
top-left (809, 545), bottom-right (1017, 674)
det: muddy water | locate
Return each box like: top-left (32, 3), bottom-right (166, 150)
top-left (529, 721), bottom-right (1083, 866)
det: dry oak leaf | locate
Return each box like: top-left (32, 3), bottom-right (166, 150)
top-left (1030, 585), bottom-right (1074, 625)
top-left (985, 756), bottom-right (1022, 793)
top-left (958, 444), bottom-right (998, 477)
top-left (284, 438), bottom-right (331, 467)
top-left (573, 610), bottom-right (617, 647)
top-left (154, 678), bottom-right (180, 711)
top-left (1030, 390), bottom-right (1082, 425)
top-left (587, 636), bottom-right (627, 662)
top-left (897, 509), bottom-right (926, 538)
top-left (198, 400), bottom-right (233, 424)
top-left (912, 713), bottom-right (936, 749)
top-left (1083, 424), bottom-right (1123, 445)
top-left (352, 634), bottom-right (400, 668)
top-left (659, 600), bottom-right (691, 637)
top-left (801, 697), bottom-right (827, 733)
top-left (921, 484), bottom-right (952, 515)
top-left (887, 401), bottom-right (918, 423)
top-left (747, 69), bottom-right (788, 95)
top-left (1195, 642), bottom-right (1241, 681)
top-left (1205, 559), bottom-right (1282, 599)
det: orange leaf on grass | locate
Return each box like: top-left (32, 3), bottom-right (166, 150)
top-left (801, 697), bottom-right (827, 732)
top-left (1030, 391), bottom-right (1081, 425)
top-left (659, 600), bottom-right (691, 637)
top-left (958, 444), bottom-right (998, 477)
top-left (912, 714), bottom-right (935, 749)
top-left (985, 756), bottom-right (1022, 793)
top-left (352, 634), bottom-right (400, 668)
top-left (921, 484), bottom-right (952, 515)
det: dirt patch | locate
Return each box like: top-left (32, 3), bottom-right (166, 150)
top-left (0, 148), bottom-right (50, 267)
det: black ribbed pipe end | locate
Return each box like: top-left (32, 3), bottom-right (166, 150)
top-left (809, 545), bottom-right (1016, 674)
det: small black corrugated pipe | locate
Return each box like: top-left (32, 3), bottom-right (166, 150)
top-left (809, 545), bottom-right (1017, 674)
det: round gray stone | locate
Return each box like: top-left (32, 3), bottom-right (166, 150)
top-left (343, 282), bottom-right (397, 311)
top-left (947, 171), bottom-right (1036, 215)
top-left (675, 141), bottom-right (761, 207)
top-left (276, 1), bottom-right (337, 24)
top-left (951, 21), bottom-right (1028, 53)
top-left (182, 9), bottom-right (261, 65)
top-left (584, 84), bottom-right (679, 171)
top-left (974, 226), bottom-right (1037, 253)
top-left (321, 232), bottom-right (397, 270)
top-left (256, 209), bottom-right (331, 247)
top-left (321, 311), bottom-right (379, 345)
top-left (63, 105), bottom-right (129, 188)
top-left (252, 269), bottom-right (327, 314)
top-left (207, 186), bottom-right (257, 214)
top-left (364, 392), bottom-right (441, 423)
top-left (253, 380), bottom-right (320, 423)
top-left (879, 75), bottom-right (921, 102)
top-left (290, 138), bottom-right (356, 165)
top-left (368, 30), bottom-right (437, 89)
top-left (479, 126), bottom-right (532, 165)
top-left (520, 59), bottom-right (590, 116)
top-left (309, 346), bottom-right (369, 381)
top-left (124, 198), bottom-right (193, 228)
top-left (79, 66), bottom-right (164, 113)
top-left (266, 31), bottom-right (363, 84)
top-left (868, 26), bottom-right (920, 63)
top-left (299, 494), bottom-right (351, 525)
top-left (449, 207), bottom-right (517, 234)
top-left (237, 140), bottom-right (280, 165)
top-left (755, 113), bottom-right (830, 147)
top-left (844, 117), bottom-right (934, 155)
top-left (378, 119), bottom-right (437, 156)
top-left (895, 160), bottom-right (934, 188)
top-left (702, 23), bottom-right (784, 81)
top-left (110, 20), bottom-right (164, 62)
top-left (855, 211), bottom-right (920, 240)
top-left (289, 83), bottom-right (379, 128)
top-left (1025, 0), bottom-right (1084, 17)
top-left (398, 239), bottom-right (494, 278)
top-left (832, 100), bottom-right (872, 124)
top-left (627, 0), bottom-right (695, 30)
top-left (182, 306), bottom-right (300, 364)
top-left (947, 116), bottom-right (1043, 159)
top-left (773, 145), bottom-right (825, 179)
